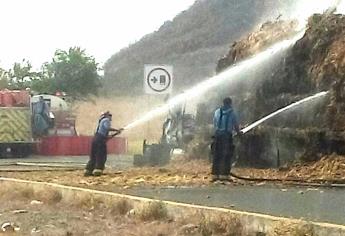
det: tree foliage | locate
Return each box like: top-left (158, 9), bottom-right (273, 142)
top-left (0, 67), bottom-right (9, 89)
top-left (0, 47), bottom-right (101, 99)
top-left (47, 47), bottom-right (101, 98)
top-left (7, 60), bottom-right (41, 89)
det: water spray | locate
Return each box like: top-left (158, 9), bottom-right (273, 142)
top-left (123, 32), bottom-right (304, 131)
top-left (240, 91), bottom-right (329, 134)
top-left (122, 0), bottom-right (339, 133)
top-left (293, 0), bottom-right (343, 29)
top-left (230, 91), bottom-right (329, 172)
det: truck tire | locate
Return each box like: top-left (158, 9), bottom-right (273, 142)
top-left (133, 154), bottom-right (145, 167)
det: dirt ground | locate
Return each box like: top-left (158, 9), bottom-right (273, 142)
top-left (2, 155), bottom-right (345, 194)
top-left (0, 182), bottom-right (249, 236)
top-left (0, 188), bottom-right (198, 236)
top-left (0, 181), bottom-right (315, 236)
top-left (237, 154), bottom-right (345, 183)
top-left (0, 159), bottom-right (211, 192)
top-left (1, 156), bottom-right (342, 235)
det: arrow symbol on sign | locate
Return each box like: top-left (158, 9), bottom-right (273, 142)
top-left (151, 77), bottom-right (158, 83)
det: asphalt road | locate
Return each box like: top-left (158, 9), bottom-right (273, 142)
top-left (0, 155), bottom-right (133, 170)
top-left (1, 155), bottom-right (345, 225)
top-left (125, 185), bottom-right (345, 225)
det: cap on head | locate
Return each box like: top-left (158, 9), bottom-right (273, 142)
top-left (101, 111), bottom-right (110, 116)
top-left (223, 97), bottom-right (232, 106)
top-left (100, 111), bottom-right (112, 119)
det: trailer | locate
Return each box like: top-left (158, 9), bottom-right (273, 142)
top-left (0, 90), bottom-right (128, 158)
top-left (0, 107), bottom-right (33, 157)
top-left (0, 90), bottom-right (78, 158)
top-left (0, 90), bottom-right (34, 157)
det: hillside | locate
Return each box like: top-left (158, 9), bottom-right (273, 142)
top-left (103, 0), bottom-right (297, 95)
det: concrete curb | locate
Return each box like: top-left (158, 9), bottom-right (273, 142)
top-left (0, 177), bottom-right (344, 235)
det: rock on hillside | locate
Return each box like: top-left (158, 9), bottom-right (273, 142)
top-left (216, 19), bottom-right (298, 73)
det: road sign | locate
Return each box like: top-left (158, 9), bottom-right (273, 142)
top-left (144, 65), bottom-right (173, 94)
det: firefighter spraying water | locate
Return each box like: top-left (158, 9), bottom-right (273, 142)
top-left (120, 34), bottom-right (303, 167)
top-left (123, 91), bottom-right (328, 170)
top-left (211, 97), bottom-right (242, 182)
top-left (84, 111), bottom-right (124, 176)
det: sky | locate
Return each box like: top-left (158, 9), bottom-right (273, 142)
top-left (293, 0), bottom-right (343, 28)
top-left (0, 0), bottom-right (195, 70)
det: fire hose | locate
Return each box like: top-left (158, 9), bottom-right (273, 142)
top-left (222, 92), bottom-right (340, 186)
top-left (0, 93), bottom-right (338, 187)
top-left (0, 162), bottom-right (84, 172)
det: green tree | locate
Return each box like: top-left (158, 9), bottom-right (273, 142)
top-left (0, 67), bottom-right (9, 89)
top-left (46, 47), bottom-right (101, 98)
top-left (29, 62), bottom-right (55, 94)
top-left (7, 59), bottom-right (40, 89)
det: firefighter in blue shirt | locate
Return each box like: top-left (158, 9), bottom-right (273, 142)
top-left (212, 97), bottom-right (242, 182)
top-left (84, 111), bottom-right (123, 176)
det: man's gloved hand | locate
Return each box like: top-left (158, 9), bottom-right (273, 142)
top-left (114, 128), bottom-right (124, 136)
top-left (109, 128), bottom-right (124, 139)
top-left (118, 128), bottom-right (124, 133)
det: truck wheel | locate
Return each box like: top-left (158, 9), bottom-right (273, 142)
top-left (133, 154), bottom-right (145, 167)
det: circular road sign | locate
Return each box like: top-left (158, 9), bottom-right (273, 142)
top-left (147, 67), bottom-right (172, 92)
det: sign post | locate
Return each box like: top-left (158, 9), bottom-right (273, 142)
top-left (144, 65), bottom-right (173, 141)
top-left (144, 65), bottom-right (173, 94)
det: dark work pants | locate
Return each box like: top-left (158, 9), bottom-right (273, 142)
top-left (85, 134), bottom-right (107, 172)
top-left (212, 134), bottom-right (234, 176)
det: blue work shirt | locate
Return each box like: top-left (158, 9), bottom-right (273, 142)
top-left (213, 106), bottom-right (239, 135)
top-left (34, 100), bottom-right (49, 115)
top-left (96, 117), bottom-right (111, 137)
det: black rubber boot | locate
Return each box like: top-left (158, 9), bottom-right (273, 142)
top-left (84, 170), bottom-right (93, 177)
top-left (93, 169), bottom-right (103, 176)
top-left (210, 175), bottom-right (219, 182)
